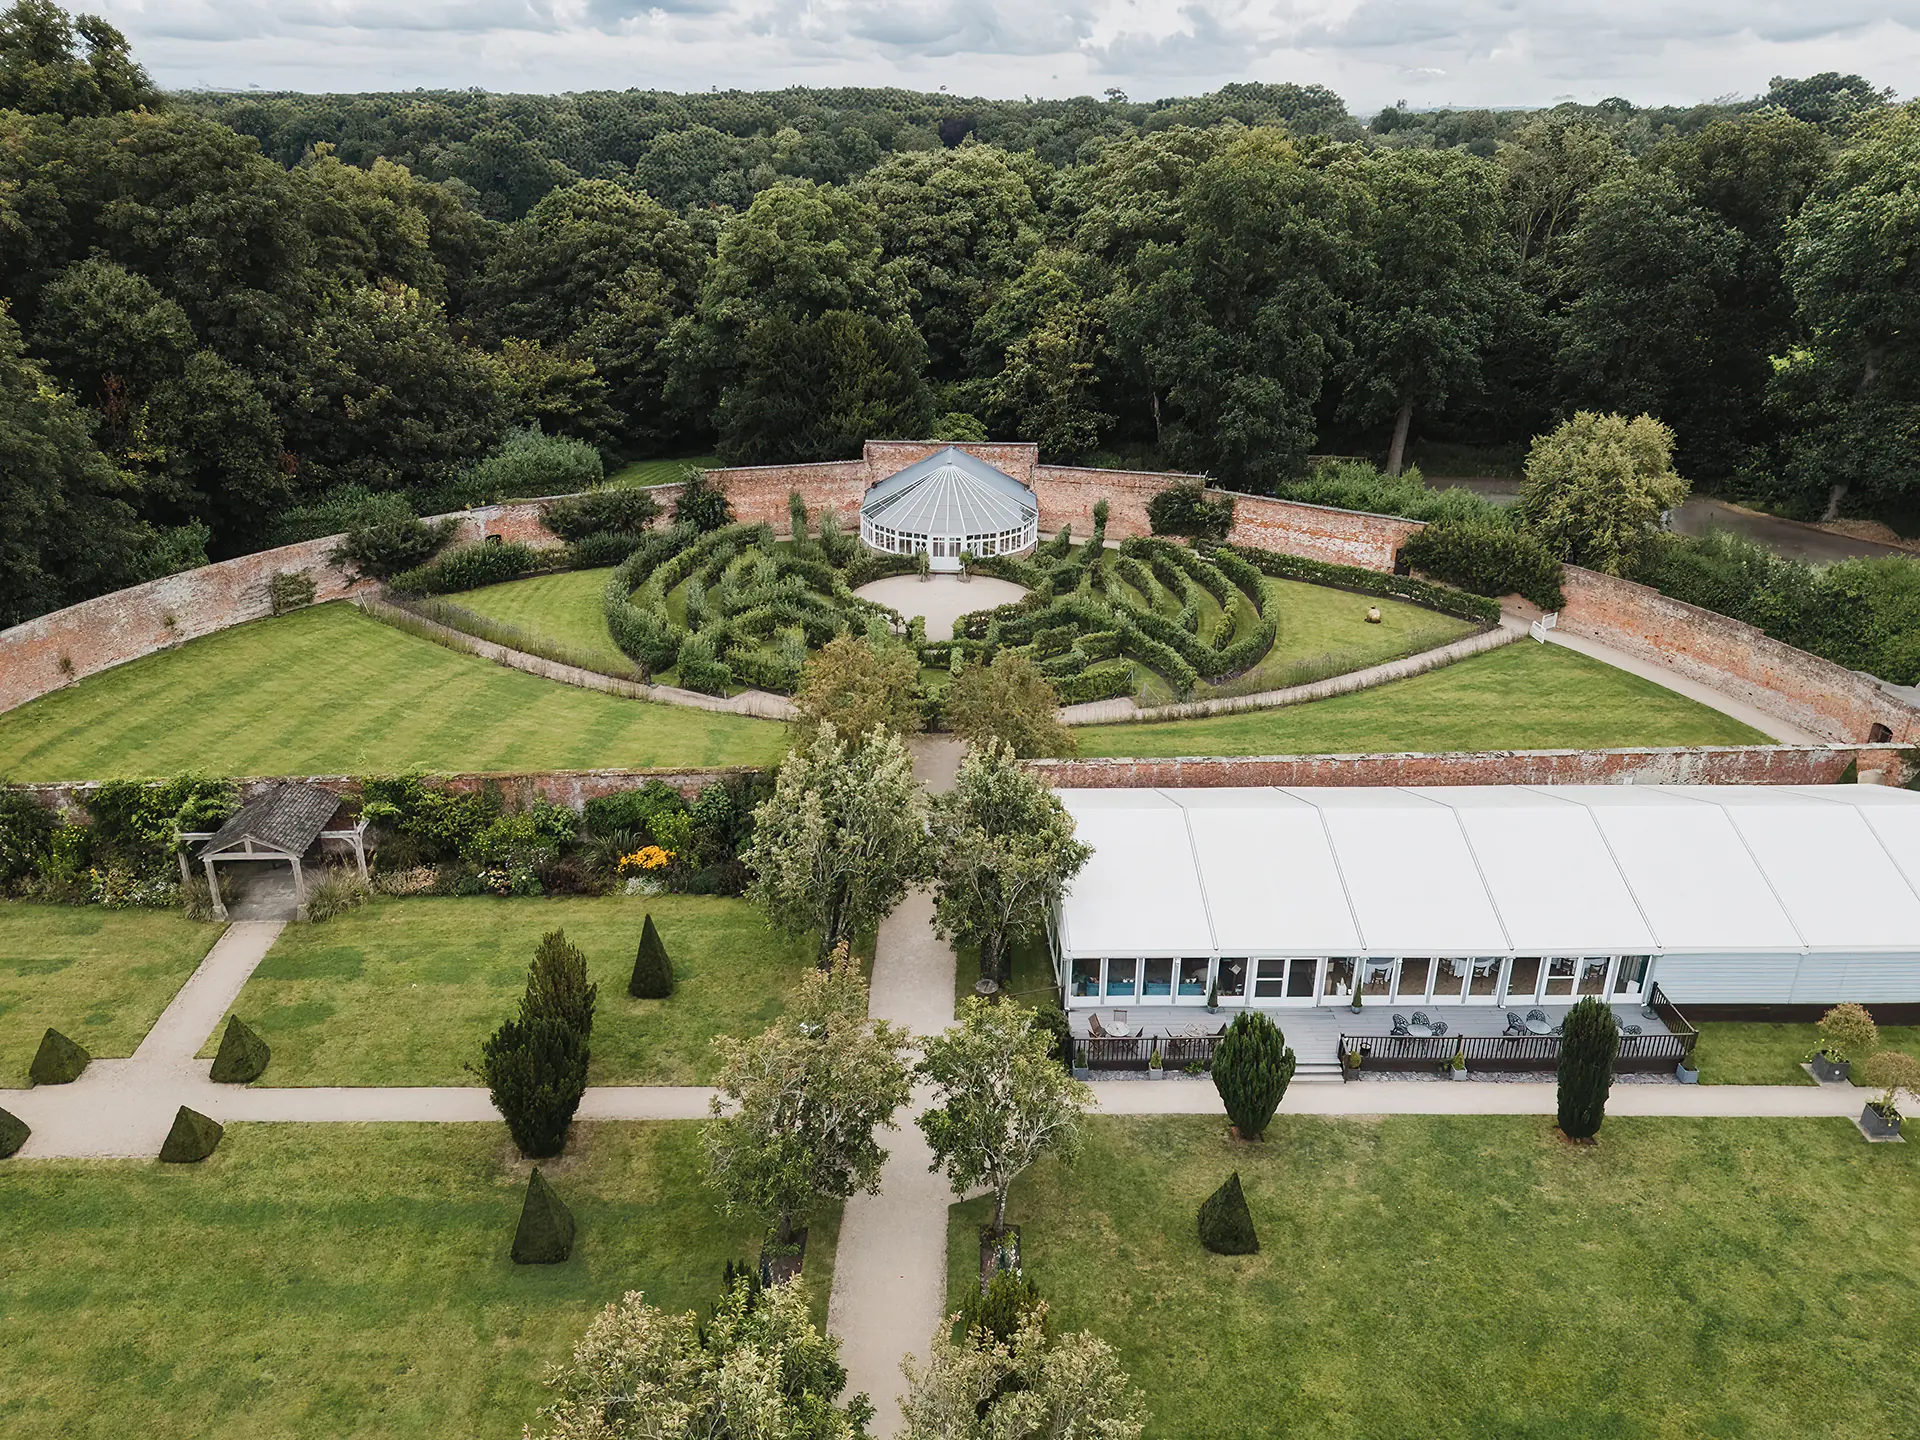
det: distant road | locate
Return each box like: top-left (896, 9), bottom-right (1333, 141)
top-left (1426, 477), bottom-right (1910, 564)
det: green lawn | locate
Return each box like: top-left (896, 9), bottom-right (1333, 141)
top-left (454, 567), bottom-right (631, 672)
top-left (195, 895), bottom-right (813, 1087)
top-left (0, 1121), bottom-right (838, 1440)
top-left (0, 903), bottom-right (219, 1085)
top-left (1071, 639), bottom-right (1773, 756)
top-left (605, 454), bottom-right (720, 489)
top-left (1693, 1020), bottom-right (1920, 1086)
top-left (949, 1114), bottom-right (1920, 1439)
top-left (0, 603), bottom-right (788, 781)
top-left (1228, 576), bottom-right (1477, 692)
top-left (953, 935), bottom-right (1059, 1013)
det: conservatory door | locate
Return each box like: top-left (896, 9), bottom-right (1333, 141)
top-left (1251, 958), bottom-right (1322, 1007)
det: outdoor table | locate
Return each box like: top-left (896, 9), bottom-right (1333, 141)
top-left (1107, 1021), bottom-right (1132, 1038)
top-left (1406, 1023), bottom-right (1436, 1038)
top-left (1525, 1019), bottom-right (1553, 1036)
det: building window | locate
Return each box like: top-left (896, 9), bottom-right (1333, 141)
top-left (1105, 958), bottom-right (1137, 999)
top-left (1070, 957), bottom-right (1100, 998)
top-left (1178, 958), bottom-right (1209, 997)
top-left (1216, 958), bottom-right (1247, 999)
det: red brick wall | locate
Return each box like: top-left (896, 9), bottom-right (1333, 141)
top-left (1556, 567), bottom-right (1920, 744)
top-left (696, 460), bottom-right (870, 529)
top-left (1031, 465), bottom-right (1205, 538)
top-left (1028, 745), bottom-right (1878, 789)
top-left (866, 440), bottom-right (1039, 484)
top-left (1221, 489), bottom-right (1423, 569)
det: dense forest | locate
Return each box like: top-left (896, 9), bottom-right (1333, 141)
top-left (1, 0), bottom-right (1915, 629)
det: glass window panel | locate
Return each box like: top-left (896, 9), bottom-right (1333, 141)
top-left (1322, 957), bottom-right (1355, 1001)
top-left (1614, 956), bottom-right (1650, 995)
top-left (1468, 957), bottom-right (1502, 998)
top-left (1396, 957), bottom-right (1431, 1000)
top-left (1505, 956), bottom-right (1541, 1002)
top-left (1287, 959), bottom-right (1319, 998)
top-left (1253, 959), bottom-right (1289, 998)
top-left (1143, 957), bottom-right (1173, 997)
top-left (1578, 957), bottom-right (1610, 996)
top-left (1362, 960), bottom-right (1395, 998)
top-left (1070, 958), bottom-right (1101, 999)
top-left (1431, 957), bottom-right (1466, 998)
top-left (1178, 958), bottom-right (1209, 997)
top-left (1544, 956), bottom-right (1577, 997)
top-left (1105, 958), bottom-right (1136, 999)
top-left (1216, 957), bottom-right (1247, 998)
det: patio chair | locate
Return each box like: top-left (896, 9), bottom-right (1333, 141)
top-left (1550, 1024), bottom-right (1564, 1037)
top-left (1390, 1021), bottom-right (1410, 1037)
top-left (1504, 1012), bottom-right (1527, 1034)
top-left (1411, 1010), bottom-right (1431, 1027)
top-left (1430, 1020), bottom-right (1448, 1036)
top-left (1527, 1008), bottom-right (1547, 1023)
top-left (1086, 1014), bottom-right (1107, 1039)
top-left (1392, 1013), bottom-right (1410, 1030)
top-left (1622, 1024), bottom-right (1642, 1036)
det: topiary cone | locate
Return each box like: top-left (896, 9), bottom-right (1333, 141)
top-left (159, 1106), bottom-right (223, 1163)
top-left (29, 1028), bottom-right (89, 1085)
top-left (511, 1166), bottom-right (576, 1264)
top-left (628, 913), bottom-right (674, 999)
top-left (209, 1015), bottom-right (272, 1084)
top-left (1197, 1171), bottom-right (1259, 1254)
top-left (0, 1106), bottom-right (29, 1158)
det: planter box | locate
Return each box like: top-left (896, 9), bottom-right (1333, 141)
top-left (1859, 1103), bottom-right (1903, 1142)
top-left (759, 1226), bottom-right (808, 1287)
top-left (1810, 1054), bottom-right (1851, 1084)
top-left (977, 1224), bottom-right (1021, 1294)
top-left (1676, 1062), bottom-right (1699, 1084)
top-left (1147, 1067), bottom-right (1167, 1081)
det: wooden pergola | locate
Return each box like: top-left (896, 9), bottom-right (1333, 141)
top-left (179, 782), bottom-right (367, 922)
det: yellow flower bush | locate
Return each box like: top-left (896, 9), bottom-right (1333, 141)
top-left (617, 845), bottom-right (675, 874)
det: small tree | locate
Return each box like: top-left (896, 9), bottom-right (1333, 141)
top-left (674, 468), bottom-right (734, 532)
top-left (1211, 1012), bottom-right (1295, 1141)
top-left (629, 913), bottom-right (673, 998)
top-left (1556, 995), bottom-right (1619, 1141)
top-left (930, 740), bottom-right (1092, 985)
top-left (478, 930), bottom-right (597, 1158)
top-left (1861, 1051), bottom-right (1920, 1125)
top-left (945, 650), bottom-right (1075, 758)
top-left (899, 1310), bottom-right (1147, 1440)
top-left (704, 946), bottom-right (912, 1244)
top-left (531, 1277), bottom-right (869, 1440)
top-left (918, 998), bottom-right (1092, 1236)
top-left (743, 722), bottom-right (930, 961)
top-left (1816, 1002), bottom-right (1879, 1064)
top-left (793, 633), bottom-right (924, 742)
top-left (788, 488), bottom-right (809, 542)
top-left (1516, 411), bottom-right (1688, 574)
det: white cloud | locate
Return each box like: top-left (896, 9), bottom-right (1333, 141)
top-left (86, 0), bottom-right (1920, 112)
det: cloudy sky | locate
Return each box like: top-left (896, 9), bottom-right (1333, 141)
top-left (91, 1), bottom-right (1920, 111)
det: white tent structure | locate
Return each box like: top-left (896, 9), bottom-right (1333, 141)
top-left (1052, 785), bottom-right (1920, 1013)
top-left (859, 446), bottom-right (1039, 571)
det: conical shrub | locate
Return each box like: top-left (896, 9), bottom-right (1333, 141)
top-left (159, 1106), bottom-right (223, 1163)
top-left (29, 1028), bottom-right (89, 1085)
top-left (1211, 1012), bottom-right (1296, 1141)
top-left (209, 1015), bottom-right (271, 1084)
top-left (628, 913), bottom-right (674, 999)
top-left (0, 1106), bottom-right (29, 1158)
top-left (1557, 996), bottom-right (1619, 1140)
top-left (1197, 1172), bottom-right (1259, 1254)
top-left (511, 1167), bottom-right (576, 1264)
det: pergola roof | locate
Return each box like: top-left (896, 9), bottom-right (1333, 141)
top-left (197, 782), bottom-right (343, 860)
top-left (1056, 785), bottom-right (1920, 959)
top-left (860, 446), bottom-right (1036, 536)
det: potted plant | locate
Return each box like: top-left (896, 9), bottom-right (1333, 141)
top-left (1342, 1046), bottom-right (1363, 1082)
top-left (1859, 1051), bottom-right (1920, 1140)
top-left (1206, 978), bottom-right (1219, 1014)
top-left (1676, 1050), bottom-right (1700, 1084)
top-left (1448, 1041), bottom-right (1467, 1080)
top-left (1349, 981), bottom-right (1363, 1016)
top-left (1811, 1002), bottom-right (1878, 1083)
top-left (1183, 1061), bottom-right (1206, 1078)
top-left (1147, 1046), bottom-right (1165, 1080)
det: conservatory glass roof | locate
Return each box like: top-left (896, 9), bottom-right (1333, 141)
top-left (860, 447), bottom-right (1037, 536)
top-left (1055, 785), bottom-right (1920, 959)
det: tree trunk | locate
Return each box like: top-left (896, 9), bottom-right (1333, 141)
top-left (1386, 397), bottom-right (1414, 477)
top-left (1151, 391), bottom-right (1163, 445)
top-left (776, 1211), bottom-right (795, 1245)
top-left (1823, 481), bottom-right (1848, 523)
top-left (979, 935), bottom-right (999, 985)
top-left (991, 1185), bottom-right (1009, 1235)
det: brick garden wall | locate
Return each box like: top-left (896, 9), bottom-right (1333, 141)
top-left (1555, 567), bottom-right (1920, 744)
top-left (1027, 745), bottom-right (1882, 789)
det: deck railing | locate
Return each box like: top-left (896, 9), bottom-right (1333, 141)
top-left (1072, 1034), bottom-right (1221, 1072)
top-left (1341, 1000), bottom-right (1698, 1077)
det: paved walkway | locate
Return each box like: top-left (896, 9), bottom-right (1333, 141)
top-left (853, 574), bottom-right (1029, 642)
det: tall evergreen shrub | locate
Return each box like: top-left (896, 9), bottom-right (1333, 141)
top-left (479, 931), bottom-right (597, 1157)
top-left (1556, 996), bottom-right (1619, 1140)
top-left (1211, 1012), bottom-right (1296, 1141)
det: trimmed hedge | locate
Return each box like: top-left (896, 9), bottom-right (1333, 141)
top-left (0, 1105), bottom-right (28, 1158)
top-left (511, 1166), bottom-right (577, 1264)
top-left (1197, 1171), bottom-right (1260, 1254)
top-left (1399, 520), bottom-right (1565, 612)
top-left (1224, 543), bottom-right (1502, 625)
top-left (541, 488), bottom-right (659, 543)
top-left (331, 516), bottom-right (457, 580)
top-left (30, 1028), bottom-right (89, 1085)
top-left (209, 1014), bottom-right (271, 1084)
top-left (1148, 483), bottom-right (1235, 540)
top-left (389, 540), bottom-right (556, 595)
top-left (159, 1106), bottom-right (223, 1163)
top-left (629, 913), bottom-right (674, 999)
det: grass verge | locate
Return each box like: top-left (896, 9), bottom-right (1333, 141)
top-left (1071, 640), bottom-right (1773, 756)
top-left (0, 1120), bottom-right (836, 1440)
top-left (604, 455), bottom-right (720, 489)
top-left (195, 895), bottom-right (813, 1087)
top-left (0, 902), bottom-right (218, 1085)
top-left (948, 1113), bottom-right (1920, 1439)
top-left (0, 603), bottom-right (788, 781)
top-left (1693, 1020), bottom-right (1920, 1086)
top-left (450, 568), bottom-right (633, 674)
